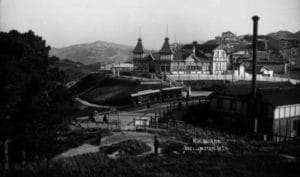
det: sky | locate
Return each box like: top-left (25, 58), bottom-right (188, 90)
top-left (1, 0), bottom-right (300, 49)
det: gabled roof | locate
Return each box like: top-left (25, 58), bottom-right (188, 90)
top-left (172, 46), bottom-right (211, 62)
top-left (159, 37), bottom-right (174, 54)
top-left (259, 87), bottom-right (300, 106)
top-left (176, 43), bottom-right (220, 61)
top-left (245, 65), bottom-right (270, 73)
top-left (183, 53), bottom-right (211, 63)
top-left (243, 60), bottom-right (286, 73)
top-left (132, 38), bottom-right (145, 54)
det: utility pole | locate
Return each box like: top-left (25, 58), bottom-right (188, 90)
top-left (0, 0), bottom-right (2, 32)
top-left (252, 15), bottom-right (259, 134)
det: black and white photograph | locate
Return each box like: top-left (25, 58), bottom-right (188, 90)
top-left (0, 0), bottom-right (300, 176)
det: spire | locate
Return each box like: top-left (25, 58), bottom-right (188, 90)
top-left (159, 37), bottom-right (173, 54)
top-left (166, 24), bottom-right (169, 38)
top-left (139, 26), bottom-right (141, 38)
top-left (132, 38), bottom-right (145, 54)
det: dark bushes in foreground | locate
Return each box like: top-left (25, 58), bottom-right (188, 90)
top-left (2, 152), bottom-right (300, 177)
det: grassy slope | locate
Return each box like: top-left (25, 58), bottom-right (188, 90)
top-left (71, 73), bottom-right (167, 106)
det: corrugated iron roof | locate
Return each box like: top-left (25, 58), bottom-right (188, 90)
top-left (259, 87), bottom-right (300, 106)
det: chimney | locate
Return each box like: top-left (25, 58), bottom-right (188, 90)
top-left (264, 40), bottom-right (268, 51)
top-left (252, 16), bottom-right (259, 99)
top-left (193, 41), bottom-right (197, 55)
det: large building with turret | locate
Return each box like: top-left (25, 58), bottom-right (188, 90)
top-left (132, 37), bottom-right (230, 75)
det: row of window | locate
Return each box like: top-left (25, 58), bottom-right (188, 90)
top-left (274, 105), bottom-right (300, 119)
top-left (160, 55), bottom-right (173, 60)
top-left (214, 62), bottom-right (227, 71)
top-left (133, 54), bottom-right (145, 59)
top-left (172, 65), bottom-right (209, 71)
top-left (160, 65), bottom-right (171, 72)
top-left (214, 50), bottom-right (227, 58)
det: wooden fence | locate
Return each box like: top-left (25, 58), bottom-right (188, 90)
top-left (167, 74), bottom-right (300, 85)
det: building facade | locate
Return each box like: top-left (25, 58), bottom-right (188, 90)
top-left (132, 38), bottom-right (230, 75)
top-left (209, 82), bottom-right (300, 139)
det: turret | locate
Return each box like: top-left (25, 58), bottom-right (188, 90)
top-left (159, 37), bottom-right (174, 60)
top-left (132, 38), bottom-right (145, 59)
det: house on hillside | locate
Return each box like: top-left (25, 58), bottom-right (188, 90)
top-left (279, 38), bottom-right (300, 50)
top-left (209, 82), bottom-right (296, 137)
top-left (111, 63), bottom-right (133, 72)
top-left (132, 38), bottom-right (230, 75)
top-left (215, 31), bottom-right (239, 44)
top-left (241, 60), bottom-right (288, 76)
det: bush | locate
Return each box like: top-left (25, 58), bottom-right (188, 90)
top-left (99, 139), bottom-right (151, 156)
top-left (160, 141), bottom-right (185, 154)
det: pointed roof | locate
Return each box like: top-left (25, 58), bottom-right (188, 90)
top-left (183, 53), bottom-right (211, 62)
top-left (132, 38), bottom-right (145, 54)
top-left (159, 37), bottom-right (174, 54)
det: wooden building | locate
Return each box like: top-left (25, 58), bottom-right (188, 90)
top-left (258, 87), bottom-right (300, 140)
top-left (209, 82), bottom-right (297, 137)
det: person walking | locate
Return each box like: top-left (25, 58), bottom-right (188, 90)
top-left (154, 136), bottom-right (159, 154)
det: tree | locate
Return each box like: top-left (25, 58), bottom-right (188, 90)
top-left (0, 30), bottom-right (76, 169)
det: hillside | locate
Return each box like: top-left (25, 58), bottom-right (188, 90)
top-left (267, 30), bottom-right (299, 40)
top-left (56, 59), bottom-right (97, 82)
top-left (50, 41), bottom-right (134, 65)
top-left (71, 73), bottom-right (167, 106)
top-left (295, 31), bottom-right (300, 41)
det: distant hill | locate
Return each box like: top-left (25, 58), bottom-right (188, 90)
top-left (50, 41), bottom-right (134, 65)
top-left (56, 59), bottom-right (96, 82)
top-left (295, 31), bottom-right (300, 41)
top-left (267, 30), bottom-right (297, 40)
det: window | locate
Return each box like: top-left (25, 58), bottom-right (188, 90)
top-left (285, 107), bottom-right (290, 117)
top-left (166, 66), bottom-right (170, 72)
top-left (279, 107), bottom-right (285, 118)
top-left (291, 106), bottom-right (295, 117)
top-left (296, 105), bottom-right (300, 116)
top-left (293, 119), bottom-right (300, 137)
top-left (161, 66), bottom-right (165, 72)
top-left (274, 108), bottom-right (279, 119)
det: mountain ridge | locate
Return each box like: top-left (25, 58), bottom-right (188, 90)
top-left (50, 30), bottom-right (300, 65)
top-left (50, 40), bottom-right (134, 65)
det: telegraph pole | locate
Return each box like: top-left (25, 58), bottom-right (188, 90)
top-left (252, 15), bottom-right (259, 134)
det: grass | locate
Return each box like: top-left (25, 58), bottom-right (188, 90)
top-left (99, 139), bottom-right (151, 156)
top-left (2, 128), bottom-right (300, 177)
top-left (2, 150), bottom-right (300, 177)
top-left (72, 73), bottom-right (168, 106)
